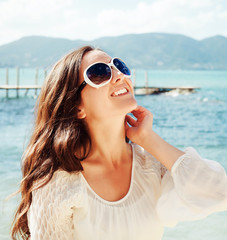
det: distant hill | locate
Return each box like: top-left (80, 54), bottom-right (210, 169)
top-left (0, 33), bottom-right (227, 70)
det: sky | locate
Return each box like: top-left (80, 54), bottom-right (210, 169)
top-left (0, 0), bottom-right (227, 46)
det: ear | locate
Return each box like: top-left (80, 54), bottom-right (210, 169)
top-left (77, 105), bottom-right (86, 119)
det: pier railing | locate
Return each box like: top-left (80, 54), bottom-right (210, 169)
top-left (0, 67), bottom-right (46, 98)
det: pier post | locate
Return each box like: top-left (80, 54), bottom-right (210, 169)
top-left (132, 69), bottom-right (136, 87)
top-left (16, 67), bottom-right (19, 98)
top-left (145, 71), bottom-right (148, 87)
top-left (35, 68), bottom-right (38, 97)
top-left (44, 68), bottom-right (47, 78)
top-left (6, 68), bottom-right (9, 98)
top-left (145, 71), bottom-right (148, 94)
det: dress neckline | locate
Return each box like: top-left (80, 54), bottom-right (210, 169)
top-left (79, 143), bottom-right (135, 205)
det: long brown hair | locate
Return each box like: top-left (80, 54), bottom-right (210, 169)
top-left (11, 45), bottom-right (95, 239)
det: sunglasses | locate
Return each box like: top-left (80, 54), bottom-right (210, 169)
top-left (77, 58), bottom-right (131, 94)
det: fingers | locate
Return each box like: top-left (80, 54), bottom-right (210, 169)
top-left (125, 114), bottom-right (137, 127)
top-left (124, 117), bottom-right (130, 132)
top-left (130, 105), bottom-right (151, 118)
top-left (130, 106), bottom-right (144, 115)
top-left (131, 105), bottom-right (147, 113)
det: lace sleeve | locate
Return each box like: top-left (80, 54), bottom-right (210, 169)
top-left (160, 163), bottom-right (168, 179)
top-left (28, 170), bottom-right (84, 240)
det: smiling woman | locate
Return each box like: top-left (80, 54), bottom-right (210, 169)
top-left (11, 46), bottom-right (227, 240)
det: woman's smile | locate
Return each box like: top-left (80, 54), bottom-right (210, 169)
top-left (111, 87), bottom-right (129, 97)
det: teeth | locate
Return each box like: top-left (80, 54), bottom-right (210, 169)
top-left (112, 88), bottom-right (128, 96)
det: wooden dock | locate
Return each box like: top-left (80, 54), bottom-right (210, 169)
top-left (0, 85), bottom-right (42, 98)
top-left (134, 86), bottom-right (199, 95)
top-left (0, 68), bottom-right (200, 98)
top-left (0, 67), bottom-right (44, 98)
top-left (0, 84), bottom-right (200, 98)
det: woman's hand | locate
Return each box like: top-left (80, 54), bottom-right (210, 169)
top-left (125, 105), bottom-right (154, 147)
top-left (125, 105), bottom-right (185, 171)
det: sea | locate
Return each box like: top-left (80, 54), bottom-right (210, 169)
top-left (0, 69), bottom-right (227, 240)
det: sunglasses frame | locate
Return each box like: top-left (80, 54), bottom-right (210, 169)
top-left (77, 57), bottom-right (131, 94)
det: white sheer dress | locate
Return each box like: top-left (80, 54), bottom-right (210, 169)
top-left (28, 143), bottom-right (227, 240)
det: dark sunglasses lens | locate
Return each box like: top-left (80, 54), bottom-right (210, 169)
top-left (113, 58), bottom-right (131, 76)
top-left (86, 63), bottom-right (111, 84)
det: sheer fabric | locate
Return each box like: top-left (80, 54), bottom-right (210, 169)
top-left (28, 143), bottom-right (227, 240)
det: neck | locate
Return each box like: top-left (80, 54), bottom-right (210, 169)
top-left (84, 115), bottom-right (131, 168)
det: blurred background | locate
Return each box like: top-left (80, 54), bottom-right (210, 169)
top-left (0, 0), bottom-right (227, 239)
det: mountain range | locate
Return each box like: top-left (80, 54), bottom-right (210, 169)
top-left (0, 33), bottom-right (227, 70)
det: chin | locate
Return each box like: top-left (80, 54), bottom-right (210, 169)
top-left (110, 95), bottom-right (138, 116)
top-left (128, 99), bottom-right (138, 112)
top-left (123, 97), bottom-right (138, 114)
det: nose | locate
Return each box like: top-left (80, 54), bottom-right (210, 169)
top-left (111, 67), bottom-right (124, 84)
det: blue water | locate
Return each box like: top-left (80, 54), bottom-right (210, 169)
top-left (0, 69), bottom-right (227, 239)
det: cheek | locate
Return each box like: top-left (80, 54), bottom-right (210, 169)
top-left (125, 78), bottom-right (135, 95)
top-left (82, 87), bottom-right (110, 118)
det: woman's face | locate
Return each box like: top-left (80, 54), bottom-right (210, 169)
top-left (78, 50), bottom-right (137, 122)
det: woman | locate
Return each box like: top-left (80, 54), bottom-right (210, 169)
top-left (12, 45), bottom-right (227, 240)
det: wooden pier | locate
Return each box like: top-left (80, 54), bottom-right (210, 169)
top-left (134, 86), bottom-right (199, 95)
top-left (0, 84), bottom-right (200, 98)
top-left (0, 68), bottom-right (200, 98)
top-left (0, 85), bottom-right (42, 98)
top-left (0, 67), bottom-right (44, 98)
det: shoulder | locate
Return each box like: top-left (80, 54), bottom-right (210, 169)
top-left (28, 170), bottom-right (85, 232)
top-left (31, 170), bottom-right (84, 209)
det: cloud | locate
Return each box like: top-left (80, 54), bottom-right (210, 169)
top-left (0, 0), bottom-right (227, 46)
top-left (95, 0), bottom-right (227, 39)
top-left (0, 0), bottom-right (81, 44)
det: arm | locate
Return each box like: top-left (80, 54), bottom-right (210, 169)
top-left (125, 105), bottom-right (184, 171)
top-left (126, 106), bottom-right (227, 226)
top-left (156, 146), bottom-right (227, 227)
